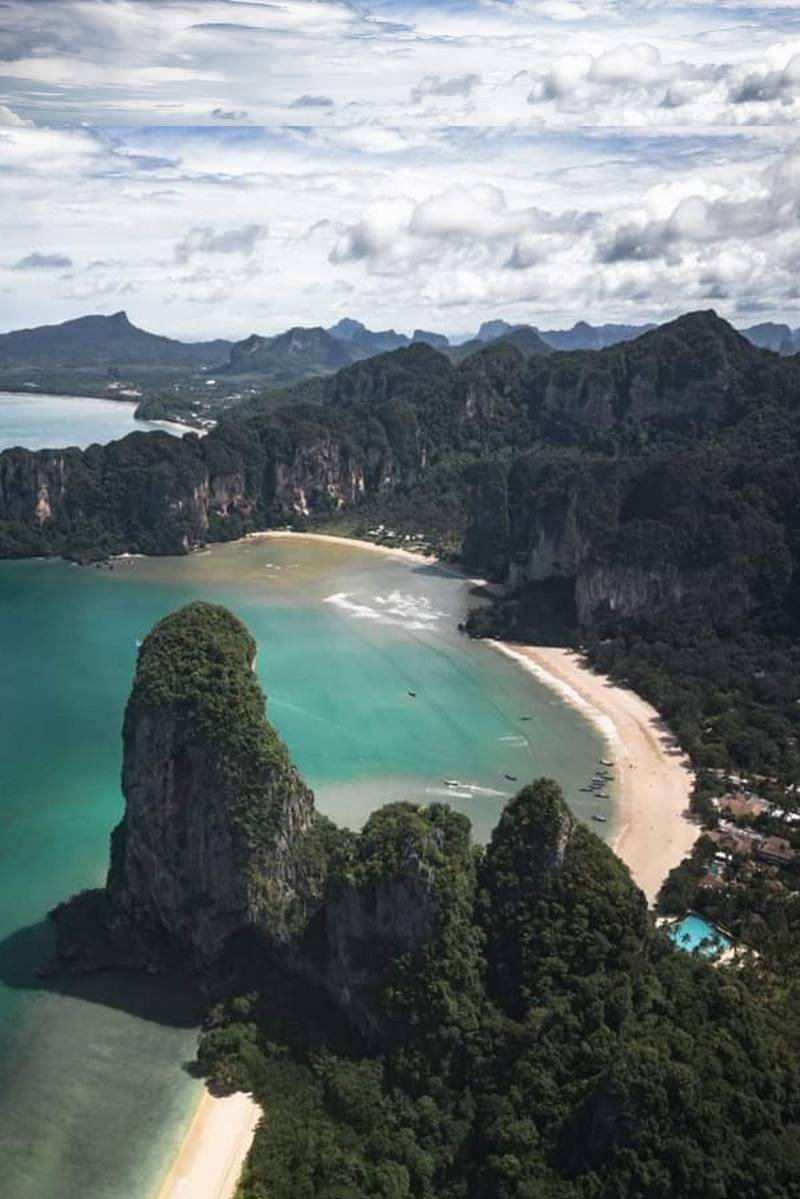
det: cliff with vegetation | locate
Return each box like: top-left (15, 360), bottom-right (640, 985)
top-left (49, 611), bottom-right (800, 1196)
top-left (52, 603), bottom-right (326, 972)
top-left (4, 310), bottom-right (800, 777)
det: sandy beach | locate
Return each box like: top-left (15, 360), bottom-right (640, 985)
top-left (252, 529), bottom-right (439, 566)
top-left (490, 642), bottom-right (697, 903)
top-left (154, 1091), bottom-right (261, 1199)
top-left (258, 531), bottom-right (696, 899)
top-left (153, 540), bottom-right (695, 1199)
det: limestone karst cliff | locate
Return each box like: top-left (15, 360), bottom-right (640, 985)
top-left (52, 603), bottom-right (324, 972)
top-left (50, 604), bottom-right (475, 1051)
top-left (4, 311), bottom-right (800, 636)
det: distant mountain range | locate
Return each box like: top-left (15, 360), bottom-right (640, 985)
top-left (0, 311), bottom-right (798, 396)
top-left (476, 319), bottom-right (657, 351)
top-left (0, 310), bottom-right (231, 370)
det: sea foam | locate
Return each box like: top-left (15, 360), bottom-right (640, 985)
top-left (324, 590), bottom-right (448, 631)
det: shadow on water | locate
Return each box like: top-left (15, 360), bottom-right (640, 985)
top-left (0, 919), bottom-right (202, 1029)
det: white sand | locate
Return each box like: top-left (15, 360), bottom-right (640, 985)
top-left (154, 1091), bottom-right (261, 1199)
top-left (490, 642), bottom-right (697, 903)
top-left (251, 529), bottom-right (439, 566)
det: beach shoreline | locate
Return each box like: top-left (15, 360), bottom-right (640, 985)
top-left (256, 531), bottom-right (697, 900)
top-left (249, 528), bottom-right (441, 567)
top-left (154, 535), bottom-right (696, 1197)
top-left (154, 1090), bottom-right (261, 1199)
top-left (489, 641), bottom-right (697, 903)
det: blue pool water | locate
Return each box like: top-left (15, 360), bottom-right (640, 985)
top-left (669, 914), bottom-right (732, 958)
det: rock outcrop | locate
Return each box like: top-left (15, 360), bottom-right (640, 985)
top-left (0, 432), bottom-right (211, 556)
top-left (50, 605), bottom-right (468, 1052)
top-left (312, 801), bottom-right (475, 1045)
top-left (52, 603), bottom-right (323, 972)
top-left (4, 309), bottom-right (799, 636)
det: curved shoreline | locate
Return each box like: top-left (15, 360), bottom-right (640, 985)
top-left (257, 531), bottom-right (698, 899)
top-left (248, 528), bottom-right (440, 567)
top-left (153, 1091), bottom-right (261, 1199)
top-left (489, 641), bottom-right (697, 903)
top-left (153, 531), bottom-right (697, 1198)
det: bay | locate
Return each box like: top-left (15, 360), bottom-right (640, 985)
top-left (0, 536), bottom-right (610, 1199)
top-left (0, 391), bottom-right (188, 452)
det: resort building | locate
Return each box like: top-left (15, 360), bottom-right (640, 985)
top-left (716, 793), bottom-right (771, 820)
top-left (754, 836), bottom-right (797, 868)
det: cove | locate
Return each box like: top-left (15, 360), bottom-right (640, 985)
top-left (0, 391), bottom-right (188, 452)
top-left (0, 536), bottom-right (609, 1199)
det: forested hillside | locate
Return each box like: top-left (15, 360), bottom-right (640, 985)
top-left (52, 603), bottom-right (800, 1199)
top-left (2, 310), bottom-right (800, 786)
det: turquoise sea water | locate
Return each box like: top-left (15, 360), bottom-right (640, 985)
top-left (0, 536), bottom-right (611, 1199)
top-left (0, 391), bottom-right (184, 451)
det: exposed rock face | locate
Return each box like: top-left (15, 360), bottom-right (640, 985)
top-left (53, 603), bottom-right (322, 972)
top-left (574, 562), bottom-right (754, 626)
top-left (0, 448), bottom-right (72, 523)
top-left (0, 432), bottom-right (210, 555)
top-left (50, 604), bottom-right (461, 1048)
top-left (528, 310), bottom-right (766, 430)
top-left (301, 800), bottom-right (479, 1048)
top-left (320, 851), bottom-right (441, 1042)
top-left (272, 437), bottom-right (371, 516)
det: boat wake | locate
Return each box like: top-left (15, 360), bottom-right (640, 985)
top-left (426, 782), bottom-right (508, 801)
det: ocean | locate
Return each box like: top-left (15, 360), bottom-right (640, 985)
top-left (0, 535), bottom-right (611, 1199)
top-left (0, 391), bottom-right (186, 452)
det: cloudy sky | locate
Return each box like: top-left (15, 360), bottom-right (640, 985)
top-left (1, 0), bottom-right (799, 338)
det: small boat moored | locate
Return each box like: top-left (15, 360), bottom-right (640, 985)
top-left (592, 814), bottom-right (608, 823)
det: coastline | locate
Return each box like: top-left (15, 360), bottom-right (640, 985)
top-left (489, 642), bottom-right (697, 903)
top-left (257, 531), bottom-right (697, 899)
top-left (251, 528), bottom-right (439, 567)
top-left (153, 534), bottom-right (695, 1196)
top-left (154, 1090), bottom-right (261, 1199)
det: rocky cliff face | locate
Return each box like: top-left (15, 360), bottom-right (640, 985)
top-left (319, 842), bottom-right (442, 1042)
top-left (0, 432), bottom-right (210, 556)
top-left (574, 562), bottom-right (754, 626)
top-left (465, 411), bottom-right (789, 630)
top-left (0, 447), bottom-right (73, 523)
top-left (50, 606), bottom-right (460, 1048)
top-left (310, 801), bottom-right (476, 1045)
top-left (271, 437), bottom-right (370, 517)
top-left (528, 310), bottom-right (782, 431)
top-left (53, 603), bottom-right (322, 972)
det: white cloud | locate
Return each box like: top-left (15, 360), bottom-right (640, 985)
top-left (0, 1), bottom-right (797, 127)
top-left (12, 251), bottom-right (73, 270)
top-left (527, 41), bottom-right (800, 125)
top-left (2, 123), bottom-right (800, 338)
top-left (0, 104), bottom-right (31, 126)
top-left (174, 224), bottom-right (267, 264)
top-left (410, 74), bottom-right (481, 103)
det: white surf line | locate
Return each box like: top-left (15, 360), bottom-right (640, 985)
top-left (487, 640), bottom-right (619, 747)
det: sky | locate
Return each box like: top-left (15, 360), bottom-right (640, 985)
top-left (0, 0), bottom-right (799, 339)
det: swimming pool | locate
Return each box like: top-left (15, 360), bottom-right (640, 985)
top-left (669, 913), bottom-right (732, 959)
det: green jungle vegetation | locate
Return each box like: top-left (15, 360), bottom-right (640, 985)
top-left (3, 313), bottom-right (799, 794)
top-left (9, 309), bottom-right (800, 978)
top-left (128, 602), bottom-right (300, 854)
top-left (199, 781), bottom-right (800, 1199)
